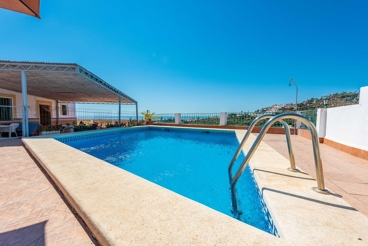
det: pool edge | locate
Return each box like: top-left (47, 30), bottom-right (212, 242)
top-left (22, 135), bottom-right (286, 246)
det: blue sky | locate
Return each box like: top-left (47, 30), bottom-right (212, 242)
top-left (1, 0), bottom-right (367, 113)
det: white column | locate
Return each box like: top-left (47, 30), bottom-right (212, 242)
top-left (316, 108), bottom-right (327, 138)
top-left (135, 102), bottom-right (138, 122)
top-left (175, 113), bottom-right (181, 124)
top-left (118, 96), bottom-right (121, 127)
top-left (220, 112), bottom-right (227, 126)
top-left (21, 71), bottom-right (29, 137)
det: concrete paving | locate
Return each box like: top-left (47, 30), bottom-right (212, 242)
top-left (1, 132), bottom-right (368, 245)
top-left (261, 134), bottom-right (368, 217)
top-left (0, 139), bottom-right (95, 246)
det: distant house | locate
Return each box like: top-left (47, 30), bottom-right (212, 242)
top-left (0, 60), bottom-right (138, 137)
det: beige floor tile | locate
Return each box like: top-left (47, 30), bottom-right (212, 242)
top-left (331, 181), bottom-right (368, 196)
top-left (55, 237), bottom-right (72, 246)
top-left (0, 139), bottom-right (95, 245)
top-left (4, 133), bottom-right (366, 244)
top-left (261, 133), bottom-right (368, 218)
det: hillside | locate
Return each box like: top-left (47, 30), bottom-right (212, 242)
top-left (257, 91), bottom-right (360, 112)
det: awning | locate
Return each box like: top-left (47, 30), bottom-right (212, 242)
top-left (0, 60), bottom-right (137, 105)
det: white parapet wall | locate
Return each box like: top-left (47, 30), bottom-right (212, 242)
top-left (324, 86), bottom-right (368, 151)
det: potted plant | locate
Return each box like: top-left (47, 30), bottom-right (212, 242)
top-left (92, 122), bottom-right (100, 129)
top-left (32, 126), bottom-right (40, 136)
top-left (141, 110), bottom-right (155, 125)
top-left (37, 124), bottom-right (63, 135)
top-left (62, 123), bottom-right (74, 133)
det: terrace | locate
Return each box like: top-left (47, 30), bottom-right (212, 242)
top-left (2, 1), bottom-right (367, 245)
top-left (1, 127), bottom-right (367, 245)
top-left (1, 79), bottom-right (368, 244)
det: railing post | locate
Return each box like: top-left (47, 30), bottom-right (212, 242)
top-left (175, 113), bottom-right (181, 124)
top-left (220, 112), bottom-right (227, 126)
top-left (56, 100), bottom-right (59, 125)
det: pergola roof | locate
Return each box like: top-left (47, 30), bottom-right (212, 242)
top-left (0, 60), bottom-right (137, 104)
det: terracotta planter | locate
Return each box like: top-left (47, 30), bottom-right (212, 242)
top-left (146, 120), bottom-right (153, 125)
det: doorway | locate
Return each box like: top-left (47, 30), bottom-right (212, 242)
top-left (39, 105), bottom-right (51, 125)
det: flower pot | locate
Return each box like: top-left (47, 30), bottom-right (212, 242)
top-left (146, 120), bottom-right (153, 125)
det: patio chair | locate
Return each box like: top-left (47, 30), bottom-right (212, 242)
top-left (9, 123), bottom-right (19, 137)
top-left (0, 123), bottom-right (19, 137)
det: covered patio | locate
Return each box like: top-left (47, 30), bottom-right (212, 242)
top-left (0, 60), bottom-right (138, 137)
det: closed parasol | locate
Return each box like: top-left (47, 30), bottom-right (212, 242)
top-left (0, 0), bottom-right (40, 18)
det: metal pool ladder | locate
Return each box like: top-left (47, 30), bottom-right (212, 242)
top-left (228, 113), bottom-right (329, 218)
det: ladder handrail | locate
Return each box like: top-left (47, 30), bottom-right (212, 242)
top-left (228, 114), bottom-right (296, 182)
top-left (229, 113), bottom-right (327, 217)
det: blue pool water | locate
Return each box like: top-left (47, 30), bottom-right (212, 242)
top-left (62, 127), bottom-right (275, 234)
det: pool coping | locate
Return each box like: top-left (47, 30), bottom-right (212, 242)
top-left (22, 126), bottom-right (368, 245)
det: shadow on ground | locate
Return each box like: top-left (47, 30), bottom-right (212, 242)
top-left (0, 221), bottom-right (47, 246)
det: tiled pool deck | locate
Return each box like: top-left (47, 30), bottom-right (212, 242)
top-left (260, 134), bottom-right (368, 218)
top-left (0, 139), bottom-right (95, 245)
top-left (0, 131), bottom-right (367, 245)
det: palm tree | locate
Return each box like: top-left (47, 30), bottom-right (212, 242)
top-left (141, 110), bottom-right (155, 122)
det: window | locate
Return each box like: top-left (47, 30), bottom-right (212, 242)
top-left (61, 104), bottom-right (68, 115)
top-left (0, 97), bottom-right (12, 121)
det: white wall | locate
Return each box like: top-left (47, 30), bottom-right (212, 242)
top-left (324, 86), bottom-right (368, 151)
top-left (59, 102), bottom-right (77, 118)
top-left (0, 88), bottom-right (76, 119)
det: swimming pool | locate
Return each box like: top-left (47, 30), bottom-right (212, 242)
top-left (58, 127), bottom-right (277, 235)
